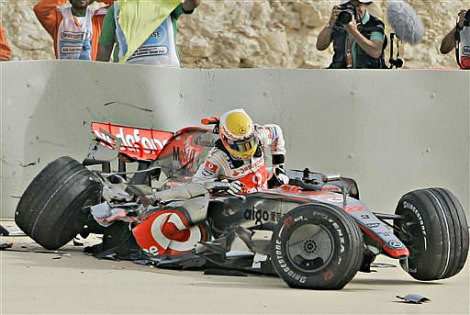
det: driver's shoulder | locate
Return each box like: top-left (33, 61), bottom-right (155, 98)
top-left (206, 146), bottom-right (230, 163)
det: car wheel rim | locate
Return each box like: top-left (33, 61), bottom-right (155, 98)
top-left (286, 223), bottom-right (335, 273)
top-left (395, 211), bottom-right (426, 258)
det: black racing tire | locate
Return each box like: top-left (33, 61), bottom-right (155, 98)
top-left (394, 188), bottom-right (469, 281)
top-left (15, 156), bottom-right (102, 250)
top-left (270, 203), bottom-right (364, 290)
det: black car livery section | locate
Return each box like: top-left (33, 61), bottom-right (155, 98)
top-left (248, 189), bottom-right (409, 259)
top-left (15, 124), bottom-right (469, 290)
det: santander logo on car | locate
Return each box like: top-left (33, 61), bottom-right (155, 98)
top-left (92, 122), bottom-right (173, 160)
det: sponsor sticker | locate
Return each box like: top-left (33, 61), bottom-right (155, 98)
top-left (244, 208), bottom-right (282, 225)
top-left (388, 240), bottom-right (404, 248)
top-left (205, 161), bottom-right (218, 173)
top-left (92, 122), bottom-right (173, 160)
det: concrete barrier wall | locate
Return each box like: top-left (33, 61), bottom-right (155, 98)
top-left (1, 60), bottom-right (469, 218)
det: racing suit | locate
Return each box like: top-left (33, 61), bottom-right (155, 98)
top-left (193, 124), bottom-right (286, 193)
top-left (157, 124), bottom-right (286, 247)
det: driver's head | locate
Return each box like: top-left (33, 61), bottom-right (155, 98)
top-left (69, 0), bottom-right (93, 9)
top-left (219, 109), bottom-right (258, 160)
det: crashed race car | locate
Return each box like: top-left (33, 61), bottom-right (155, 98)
top-left (15, 121), bottom-right (469, 290)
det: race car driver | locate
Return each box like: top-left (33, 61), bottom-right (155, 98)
top-left (193, 108), bottom-right (288, 194)
top-left (144, 109), bottom-right (289, 246)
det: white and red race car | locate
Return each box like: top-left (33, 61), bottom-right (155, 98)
top-left (15, 121), bottom-right (469, 290)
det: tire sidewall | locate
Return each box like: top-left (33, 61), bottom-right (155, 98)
top-left (271, 204), bottom-right (359, 289)
top-left (394, 189), bottom-right (463, 280)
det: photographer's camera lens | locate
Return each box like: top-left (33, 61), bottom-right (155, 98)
top-left (338, 11), bottom-right (353, 25)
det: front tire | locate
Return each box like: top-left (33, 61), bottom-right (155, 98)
top-left (15, 156), bottom-right (102, 250)
top-left (270, 203), bottom-right (364, 290)
top-left (394, 188), bottom-right (469, 280)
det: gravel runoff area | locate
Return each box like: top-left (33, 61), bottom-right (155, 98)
top-left (1, 220), bottom-right (469, 314)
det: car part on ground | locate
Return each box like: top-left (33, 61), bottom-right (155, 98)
top-left (0, 224), bottom-right (9, 236)
top-left (396, 294), bottom-right (431, 304)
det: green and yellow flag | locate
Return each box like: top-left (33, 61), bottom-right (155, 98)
top-left (117, 0), bottom-right (182, 63)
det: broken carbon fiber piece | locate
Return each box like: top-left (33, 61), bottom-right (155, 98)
top-left (396, 294), bottom-right (430, 304)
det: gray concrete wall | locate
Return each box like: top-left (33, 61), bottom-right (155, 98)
top-left (1, 60), bottom-right (469, 218)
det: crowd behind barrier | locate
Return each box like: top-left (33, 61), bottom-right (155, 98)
top-left (0, 0), bottom-right (469, 69)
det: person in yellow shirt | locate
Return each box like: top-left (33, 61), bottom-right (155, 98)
top-left (98, 0), bottom-right (200, 66)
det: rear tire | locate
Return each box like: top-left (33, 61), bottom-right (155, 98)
top-left (15, 156), bottom-right (102, 250)
top-left (270, 203), bottom-right (364, 290)
top-left (394, 188), bottom-right (469, 280)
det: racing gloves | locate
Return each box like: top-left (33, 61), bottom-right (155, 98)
top-left (227, 180), bottom-right (244, 196)
top-left (272, 154), bottom-right (289, 186)
top-left (274, 166), bottom-right (289, 185)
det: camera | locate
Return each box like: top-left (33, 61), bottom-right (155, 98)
top-left (336, 2), bottom-right (358, 26)
top-left (464, 10), bottom-right (470, 27)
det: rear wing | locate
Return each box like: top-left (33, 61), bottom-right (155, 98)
top-left (85, 122), bottom-right (173, 165)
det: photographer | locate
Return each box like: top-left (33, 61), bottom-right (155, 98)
top-left (440, 10), bottom-right (469, 69)
top-left (316, 0), bottom-right (386, 69)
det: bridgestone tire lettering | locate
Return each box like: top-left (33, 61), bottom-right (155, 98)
top-left (270, 203), bottom-right (364, 290)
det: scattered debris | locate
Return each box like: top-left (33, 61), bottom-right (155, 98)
top-left (396, 294), bottom-right (431, 304)
top-left (371, 263), bottom-right (396, 268)
top-left (52, 252), bottom-right (72, 259)
top-left (6, 228), bottom-right (26, 237)
top-left (20, 162), bottom-right (37, 168)
top-left (134, 259), bottom-right (152, 266)
top-left (204, 268), bottom-right (247, 277)
top-left (0, 243), bottom-right (13, 250)
top-left (94, 249), bottom-right (118, 260)
top-left (73, 238), bottom-right (84, 246)
top-left (0, 225), bottom-right (10, 236)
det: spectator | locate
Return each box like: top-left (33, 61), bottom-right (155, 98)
top-left (0, 21), bottom-right (11, 61)
top-left (440, 10), bottom-right (469, 69)
top-left (316, 0), bottom-right (386, 69)
top-left (33, 0), bottom-right (113, 60)
top-left (97, 0), bottom-right (200, 65)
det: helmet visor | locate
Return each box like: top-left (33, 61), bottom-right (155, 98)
top-left (224, 136), bottom-right (259, 154)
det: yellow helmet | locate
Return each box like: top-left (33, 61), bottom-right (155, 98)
top-left (219, 109), bottom-right (258, 160)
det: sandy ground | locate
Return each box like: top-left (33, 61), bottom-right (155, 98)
top-left (1, 220), bottom-right (469, 315)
